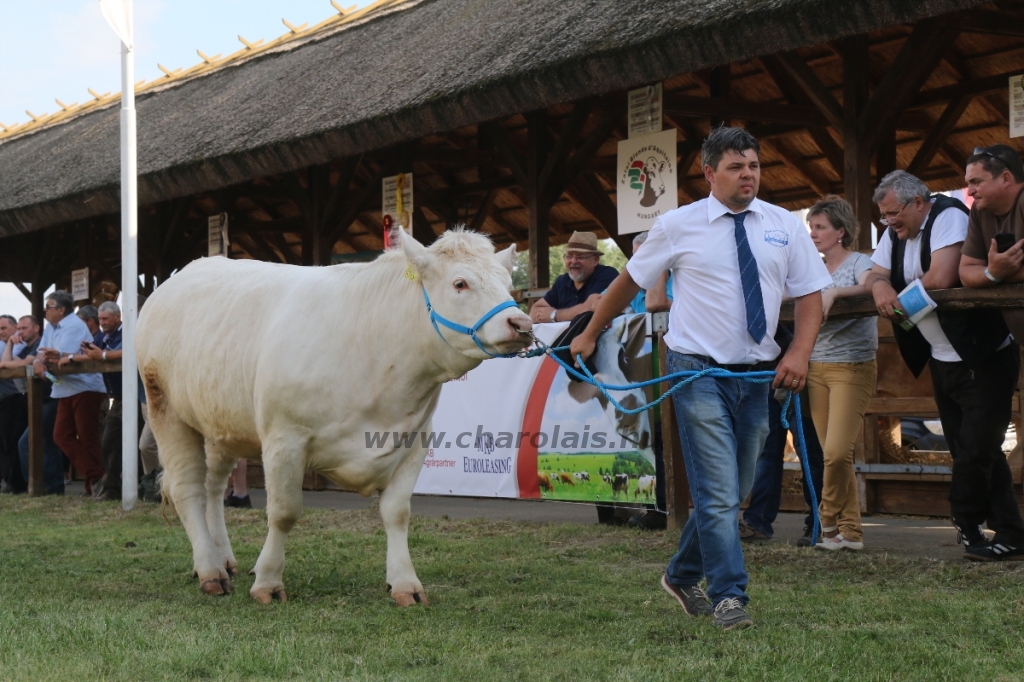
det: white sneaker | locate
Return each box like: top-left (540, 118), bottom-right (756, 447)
top-left (815, 533), bottom-right (863, 551)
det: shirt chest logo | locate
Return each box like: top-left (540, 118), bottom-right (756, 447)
top-left (763, 229), bottom-right (788, 247)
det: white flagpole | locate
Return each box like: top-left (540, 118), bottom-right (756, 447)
top-left (101, 0), bottom-right (138, 510)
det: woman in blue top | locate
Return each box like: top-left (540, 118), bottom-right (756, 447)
top-left (806, 196), bottom-right (878, 551)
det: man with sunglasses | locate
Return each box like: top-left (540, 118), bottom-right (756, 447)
top-left (529, 231), bottom-right (618, 324)
top-left (866, 169), bottom-right (1023, 562)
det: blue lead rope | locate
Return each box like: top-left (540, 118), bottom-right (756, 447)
top-left (535, 340), bottom-right (820, 545)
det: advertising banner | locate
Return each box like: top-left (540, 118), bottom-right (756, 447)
top-left (628, 83), bottom-right (662, 138)
top-left (615, 128), bottom-right (678, 234)
top-left (412, 315), bottom-right (658, 503)
top-left (382, 173), bottom-right (413, 249)
top-left (1011, 74), bottom-right (1024, 139)
top-left (71, 268), bottom-right (90, 301)
top-left (208, 213), bottom-right (229, 257)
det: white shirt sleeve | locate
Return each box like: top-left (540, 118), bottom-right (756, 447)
top-left (871, 228), bottom-right (894, 269)
top-left (783, 217), bottom-right (832, 298)
top-left (626, 218), bottom-right (675, 291)
top-left (929, 208), bottom-right (968, 252)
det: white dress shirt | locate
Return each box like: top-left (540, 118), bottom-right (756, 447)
top-left (627, 194), bottom-right (832, 364)
top-left (871, 208), bottom-right (968, 362)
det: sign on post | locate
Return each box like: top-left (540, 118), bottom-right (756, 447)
top-left (1011, 74), bottom-right (1024, 138)
top-left (382, 173), bottom-right (413, 249)
top-left (628, 83), bottom-right (662, 138)
top-left (208, 213), bottom-right (229, 257)
top-left (615, 128), bottom-right (678, 234)
top-left (71, 268), bottom-right (90, 301)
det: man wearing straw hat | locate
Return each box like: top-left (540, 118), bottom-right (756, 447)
top-left (530, 231), bottom-right (619, 324)
top-left (570, 127), bottom-right (830, 629)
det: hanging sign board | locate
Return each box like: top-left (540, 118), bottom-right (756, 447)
top-left (628, 83), bottom-right (663, 138)
top-left (382, 173), bottom-right (413, 250)
top-left (1011, 74), bottom-right (1024, 139)
top-left (208, 213), bottom-right (229, 257)
top-left (71, 268), bottom-right (90, 301)
top-left (616, 128), bottom-right (678, 234)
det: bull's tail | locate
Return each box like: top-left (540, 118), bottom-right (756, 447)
top-left (158, 470), bottom-right (177, 526)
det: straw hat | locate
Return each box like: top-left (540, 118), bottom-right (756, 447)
top-left (564, 231), bottom-right (600, 254)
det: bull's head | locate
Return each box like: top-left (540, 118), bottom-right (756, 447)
top-left (401, 228), bottom-right (533, 360)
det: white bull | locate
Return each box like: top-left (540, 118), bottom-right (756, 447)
top-left (136, 229), bottom-right (532, 606)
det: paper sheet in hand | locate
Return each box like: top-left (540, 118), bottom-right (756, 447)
top-left (896, 279), bottom-right (937, 331)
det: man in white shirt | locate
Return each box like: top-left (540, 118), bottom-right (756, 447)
top-left (866, 170), bottom-right (1024, 562)
top-left (570, 127), bottom-right (830, 629)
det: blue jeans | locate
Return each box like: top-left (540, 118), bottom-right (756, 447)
top-left (664, 352), bottom-right (769, 606)
top-left (743, 392), bottom-right (824, 537)
top-left (18, 399), bottom-right (65, 495)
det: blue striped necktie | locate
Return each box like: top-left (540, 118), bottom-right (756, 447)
top-left (732, 211), bottom-right (766, 344)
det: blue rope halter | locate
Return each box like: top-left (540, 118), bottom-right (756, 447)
top-left (421, 286), bottom-right (522, 358)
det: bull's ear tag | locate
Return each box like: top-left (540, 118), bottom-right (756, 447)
top-left (404, 264), bottom-right (418, 281)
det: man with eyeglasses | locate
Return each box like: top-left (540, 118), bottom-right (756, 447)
top-left (865, 169), bottom-right (1023, 562)
top-left (529, 231), bottom-right (618, 324)
top-left (32, 290), bottom-right (108, 497)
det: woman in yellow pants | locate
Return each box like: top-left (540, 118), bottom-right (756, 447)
top-left (806, 196), bottom-right (878, 551)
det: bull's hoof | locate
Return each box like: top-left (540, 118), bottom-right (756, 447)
top-left (226, 565), bottom-right (238, 577)
top-left (200, 578), bottom-right (233, 596)
top-left (392, 591), bottom-right (429, 607)
top-left (251, 588), bottom-right (287, 604)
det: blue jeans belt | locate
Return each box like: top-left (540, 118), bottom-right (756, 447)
top-left (683, 354), bottom-right (776, 374)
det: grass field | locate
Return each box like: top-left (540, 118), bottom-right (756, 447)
top-left (2, 494), bottom-right (1024, 681)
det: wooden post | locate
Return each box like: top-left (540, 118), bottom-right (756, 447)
top-left (657, 332), bottom-right (690, 530)
top-left (843, 36), bottom-right (874, 250)
top-left (26, 368), bottom-right (45, 496)
top-left (526, 110), bottom-right (550, 288)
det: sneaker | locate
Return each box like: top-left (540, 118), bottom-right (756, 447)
top-left (712, 598), bottom-right (753, 630)
top-left (628, 510), bottom-right (667, 530)
top-left (660, 574), bottom-right (713, 616)
top-left (225, 494), bottom-right (252, 509)
top-left (963, 541), bottom-right (1024, 562)
top-left (815, 533), bottom-right (863, 551)
top-left (953, 520), bottom-right (988, 550)
top-left (796, 524), bottom-right (814, 548)
top-left (738, 518), bottom-right (769, 542)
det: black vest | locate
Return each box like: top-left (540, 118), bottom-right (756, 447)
top-left (889, 194), bottom-right (1010, 377)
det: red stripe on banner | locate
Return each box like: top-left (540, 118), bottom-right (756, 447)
top-left (517, 357), bottom-right (560, 498)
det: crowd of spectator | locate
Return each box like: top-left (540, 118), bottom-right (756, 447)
top-left (0, 292), bottom-right (163, 502)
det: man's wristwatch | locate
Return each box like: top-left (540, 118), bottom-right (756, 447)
top-left (985, 267), bottom-right (1003, 283)
top-left (549, 309), bottom-right (557, 322)
top-left (67, 354), bottom-right (73, 363)
top-left (102, 351), bottom-right (107, 361)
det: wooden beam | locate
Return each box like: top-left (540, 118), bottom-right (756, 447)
top-left (662, 94), bottom-right (826, 126)
top-left (565, 173), bottom-right (631, 255)
top-left (13, 281), bottom-right (31, 302)
top-left (859, 19), bottom-right (959, 153)
top-left (709, 65), bottom-right (731, 127)
top-left (765, 138), bottom-right (831, 196)
top-left (526, 111), bottom-right (549, 288)
top-left (911, 70), bottom-right (1024, 109)
top-left (326, 157), bottom-right (397, 245)
top-left (480, 121), bottom-right (528, 187)
top-left (774, 52), bottom-right (844, 130)
top-left (843, 35), bottom-right (874, 250)
top-left (907, 95), bottom-right (972, 176)
top-left (950, 10), bottom-right (1024, 38)
top-left (546, 108), bottom-right (620, 206)
top-left (539, 99), bottom-right (594, 191)
top-left (467, 188), bottom-right (497, 233)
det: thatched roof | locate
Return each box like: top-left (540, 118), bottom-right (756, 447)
top-left (0, 0), bottom-right (988, 237)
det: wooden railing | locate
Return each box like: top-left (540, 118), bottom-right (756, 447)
top-left (0, 360), bottom-right (121, 496)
